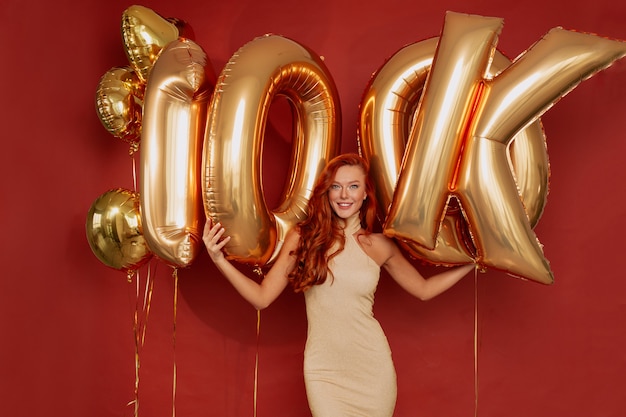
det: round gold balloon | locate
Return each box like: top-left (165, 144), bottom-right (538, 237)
top-left (121, 5), bottom-right (188, 83)
top-left (86, 188), bottom-right (152, 272)
top-left (139, 38), bottom-right (215, 268)
top-left (203, 34), bottom-right (341, 266)
top-left (95, 66), bottom-right (143, 147)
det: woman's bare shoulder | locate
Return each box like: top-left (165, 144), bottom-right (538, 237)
top-left (280, 226), bottom-right (302, 252)
top-left (357, 232), bottom-right (398, 266)
top-left (285, 226), bottom-right (301, 241)
top-left (365, 232), bottom-right (395, 246)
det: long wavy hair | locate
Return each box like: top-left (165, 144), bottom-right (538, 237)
top-left (288, 154), bottom-right (377, 292)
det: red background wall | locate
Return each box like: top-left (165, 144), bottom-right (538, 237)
top-left (2, 0), bottom-right (625, 416)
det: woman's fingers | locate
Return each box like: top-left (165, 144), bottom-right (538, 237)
top-left (212, 227), bottom-right (230, 248)
top-left (203, 219), bottom-right (220, 240)
top-left (203, 219), bottom-right (231, 260)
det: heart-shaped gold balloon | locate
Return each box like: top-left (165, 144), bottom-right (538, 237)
top-left (121, 5), bottom-right (185, 82)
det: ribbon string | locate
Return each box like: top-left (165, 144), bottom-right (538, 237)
top-left (131, 154), bottom-right (137, 193)
top-left (253, 310), bottom-right (261, 417)
top-left (128, 261), bottom-right (155, 417)
top-left (172, 268), bottom-right (178, 417)
top-left (474, 266), bottom-right (479, 417)
top-left (172, 268), bottom-right (179, 417)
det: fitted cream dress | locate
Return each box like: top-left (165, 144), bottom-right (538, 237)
top-left (303, 215), bottom-right (397, 416)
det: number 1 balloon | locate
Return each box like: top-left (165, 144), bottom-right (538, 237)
top-left (139, 38), bottom-right (216, 268)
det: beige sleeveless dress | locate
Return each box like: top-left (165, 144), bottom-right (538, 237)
top-left (303, 214), bottom-right (397, 416)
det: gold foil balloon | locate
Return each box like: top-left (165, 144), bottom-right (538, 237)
top-left (367, 11), bottom-right (626, 284)
top-left (121, 5), bottom-right (192, 83)
top-left (86, 188), bottom-right (152, 272)
top-left (359, 37), bottom-right (476, 265)
top-left (384, 12), bottom-right (504, 253)
top-left (454, 26), bottom-right (626, 284)
top-left (139, 38), bottom-right (215, 268)
top-left (203, 34), bottom-right (341, 266)
top-left (95, 66), bottom-right (143, 148)
top-left (359, 35), bottom-right (550, 266)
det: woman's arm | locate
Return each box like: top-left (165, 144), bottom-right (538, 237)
top-left (202, 220), bottom-right (297, 310)
top-left (376, 236), bottom-right (474, 301)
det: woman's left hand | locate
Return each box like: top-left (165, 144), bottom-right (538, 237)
top-left (202, 219), bottom-right (231, 264)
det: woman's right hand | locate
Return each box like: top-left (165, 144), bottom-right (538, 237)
top-left (202, 219), bottom-right (231, 263)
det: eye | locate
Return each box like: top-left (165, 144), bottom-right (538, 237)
top-left (349, 184), bottom-right (359, 189)
top-left (330, 184), bottom-right (340, 190)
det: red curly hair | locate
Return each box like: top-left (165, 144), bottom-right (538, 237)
top-left (288, 154), bottom-right (377, 292)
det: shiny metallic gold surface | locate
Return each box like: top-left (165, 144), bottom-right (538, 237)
top-left (203, 34), bottom-right (340, 266)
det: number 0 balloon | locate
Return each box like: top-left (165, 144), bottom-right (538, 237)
top-left (203, 34), bottom-right (340, 266)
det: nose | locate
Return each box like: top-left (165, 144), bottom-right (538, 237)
top-left (340, 187), bottom-right (348, 198)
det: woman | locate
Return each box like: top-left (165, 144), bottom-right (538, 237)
top-left (203, 153), bottom-right (474, 416)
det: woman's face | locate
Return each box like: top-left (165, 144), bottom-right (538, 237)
top-left (328, 164), bottom-right (367, 219)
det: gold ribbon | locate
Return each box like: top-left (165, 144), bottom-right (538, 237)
top-left (473, 267), bottom-right (479, 417)
top-left (172, 268), bottom-right (179, 417)
top-left (254, 310), bottom-right (261, 417)
top-left (127, 261), bottom-right (155, 416)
